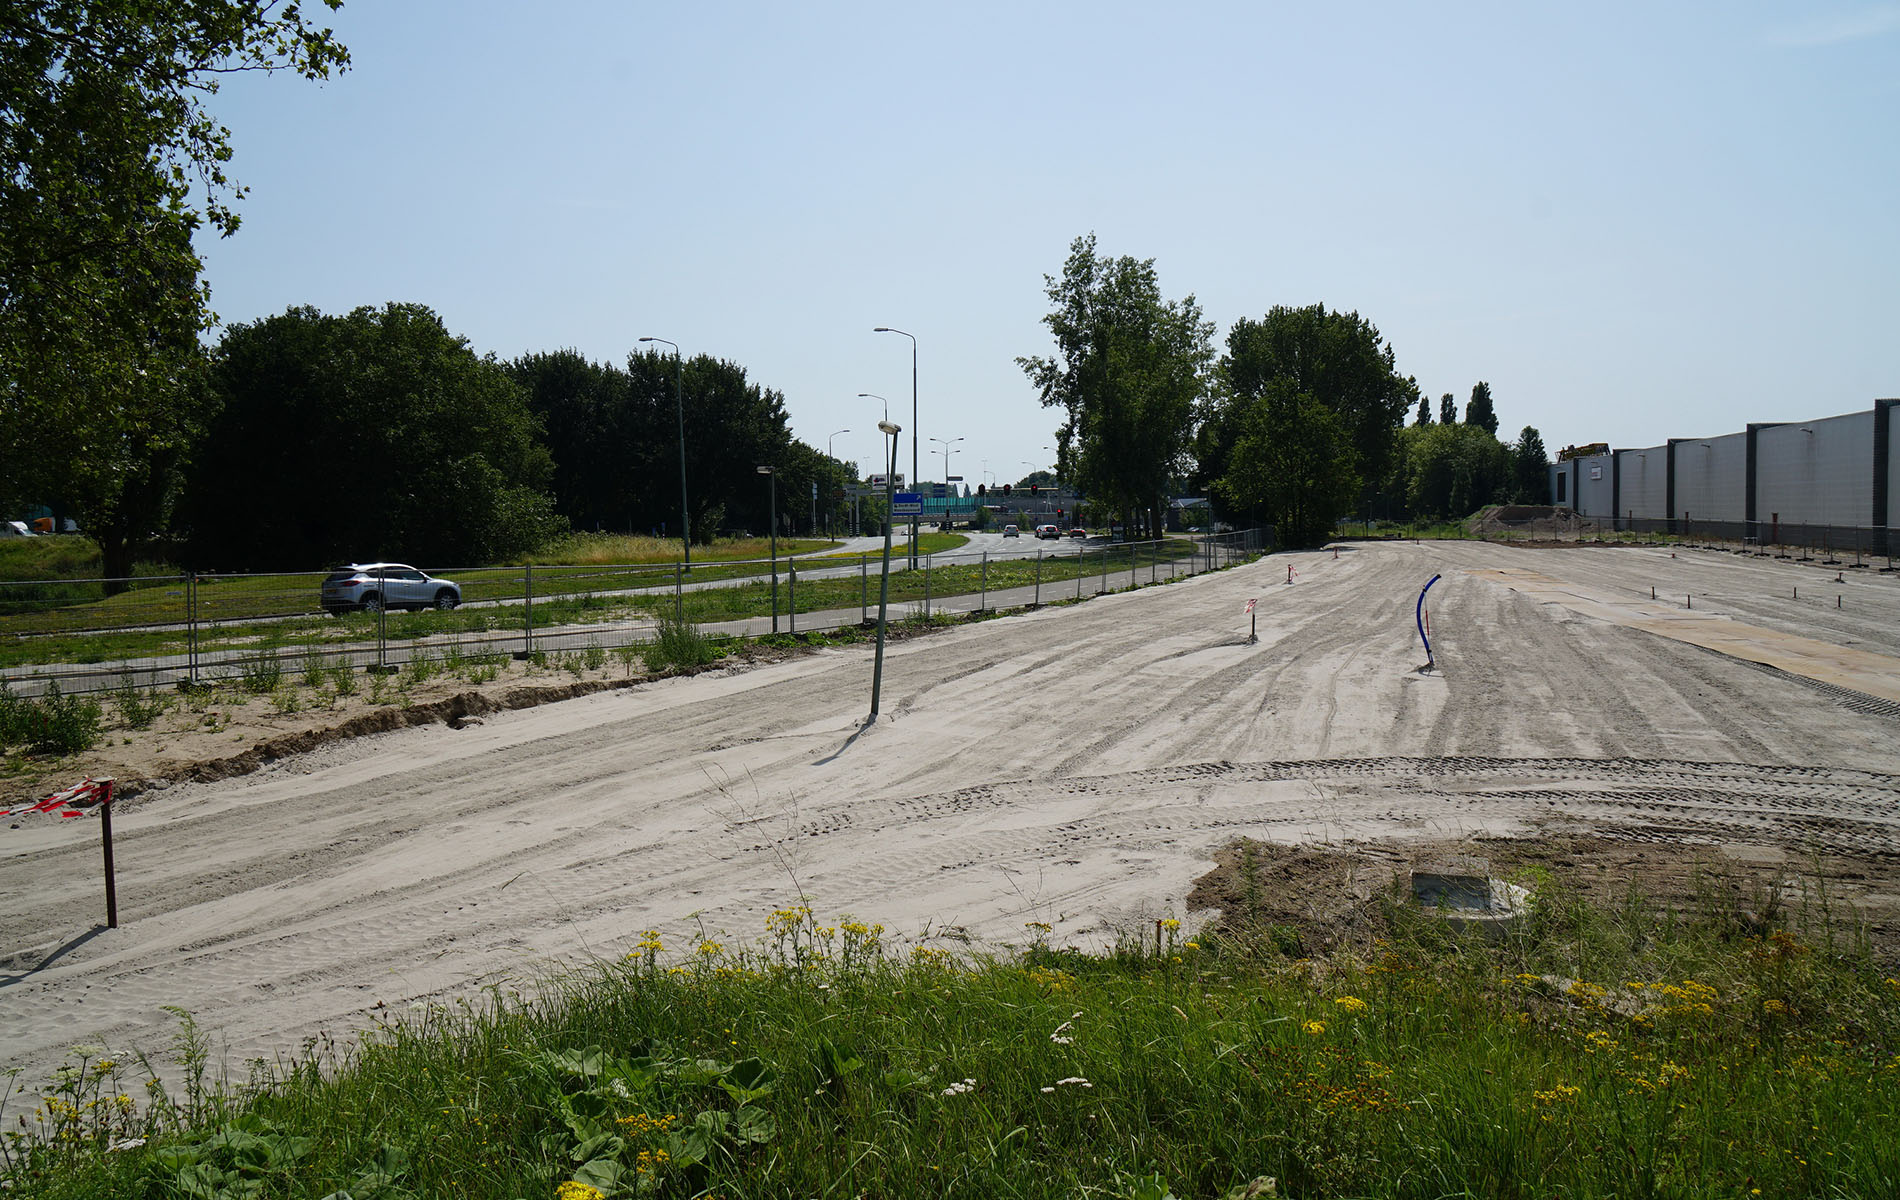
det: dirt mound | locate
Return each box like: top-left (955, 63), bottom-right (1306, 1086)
top-left (1469, 505), bottom-right (1589, 536)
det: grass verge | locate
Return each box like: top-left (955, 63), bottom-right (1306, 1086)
top-left (5, 874), bottom-right (1896, 1199)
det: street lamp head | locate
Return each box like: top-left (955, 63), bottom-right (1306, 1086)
top-left (873, 326), bottom-right (891, 333)
top-left (878, 421), bottom-right (901, 435)
top-left (638, 336), bottom-right (655, 342)
top-left (757, 465), bottom-right (774, 475)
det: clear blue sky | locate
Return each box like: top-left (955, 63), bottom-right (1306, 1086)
top-left (195, 1), bottom-right (1899, 488)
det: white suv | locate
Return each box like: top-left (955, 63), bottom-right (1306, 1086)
top-left (321, 563), bottom-right (461, 614)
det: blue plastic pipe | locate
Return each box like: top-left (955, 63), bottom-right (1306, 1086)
top-left (1416, 574), bottom-right (1442, 668)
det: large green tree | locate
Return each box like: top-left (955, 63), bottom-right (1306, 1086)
top-left (1018, 234), bottom-right (1214, 540)
top-left (1465, 380), bottom-right (1499, 435)
top-left (1204, 304), bottom-right (1414, 540)
top-left (1, 1), bottom-right (349, 555)
top-left (1214, 379), bottom-right (1359, 546)
top-left (1511, 425), bottom-right (1550, 503)
top-left (180, 303), bottom-right (558, 570)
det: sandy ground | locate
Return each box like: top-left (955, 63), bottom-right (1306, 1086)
top-left (4, 540), bottom-right (1899, 1102)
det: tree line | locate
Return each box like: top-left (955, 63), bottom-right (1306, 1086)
top-left (1022, 235), bottom-right (1550, 546)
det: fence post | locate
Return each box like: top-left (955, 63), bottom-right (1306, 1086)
top-left (1151, 541), bottom-right (1157, 584)
top-left (186, 573), bottom-right (199, 688)
top-left (924, 554), bottom-right (932, 620)
top-left (980, 551), bottom-right (989, 612)
top-left (1101, 545), bottom-right (1109, 594)
top-left (522, 563), bottom-right (534, 657)
top-left (861, 556), bottom-right (868, 623)
top-left (789, 561), bottom-right (797, 634)
top-left (1034, 549), bottom-right (1042, 607)
top-left (1129, 542), bottom-right (1136, 590)
top-left (675, 562), bottom-right (683, 623)
top-left (98, 778), bottom-right (118, 928)
top-left (376, 565), bottom-right (389, 671)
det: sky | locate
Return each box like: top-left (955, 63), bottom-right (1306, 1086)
top-left (194, 1), bottom-right (1899, 488)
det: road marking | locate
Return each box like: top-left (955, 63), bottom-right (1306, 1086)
top-left (1466, 566), bottom-right (1900, 703)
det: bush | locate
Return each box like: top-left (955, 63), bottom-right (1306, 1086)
top-left (25, 681), bottom-right (103, 755)
top-left (645, 612), bottom-right (718, 673)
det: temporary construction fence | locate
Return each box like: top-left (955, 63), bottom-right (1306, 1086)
top-left (1475, 514), bottom-right (1899, 568)
top-left (0, 530), bottom-right (1267, 699)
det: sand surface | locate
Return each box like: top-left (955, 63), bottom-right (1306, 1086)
top-left (4, 540), bottom-right (1899, 1099)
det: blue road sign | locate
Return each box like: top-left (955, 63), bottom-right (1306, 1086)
top-left (892, 492), bottom-right (923, 516)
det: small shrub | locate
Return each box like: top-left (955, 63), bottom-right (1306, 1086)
top-left (403, 650), bottom-right (438, 686)
top-left (300, 652), bottom-right (326, 689)
top-left (329, 664), bottom-right (359, 698)
top-left (238, 656), bottom-right (283, 694)
top-left (0, 681), bottom-right (34, 747)
top-left (646, 613), bottom-right (717, 672)
top-left (581, 641), bottom-right (607, 671)
top-left (28, 681), bottom-right (103, 756)
top-left (112, 676), bottom-right (169, 730)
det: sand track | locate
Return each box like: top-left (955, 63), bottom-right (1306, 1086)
top-left (3, 541), bottom-right (1899, 1098)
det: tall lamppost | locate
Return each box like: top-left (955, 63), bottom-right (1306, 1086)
top-left (757, 465), bottom-right (778, 633)
top-left (874, 327), bottom-right (917, 566)
top-left (931, 435), bottom-right (963, 520)
top-left (869, 418), bottom-right (902, 721)
top-left (826, 428), bottom-right (850, 537)
top-left (639, 336), bottom-right (690, 567)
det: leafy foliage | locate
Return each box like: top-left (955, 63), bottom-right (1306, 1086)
top-left (1201, 304), bottom-right (1412, 544)
top-left (1019, 234), bottom-right (1213, 540)
top-left (1465, 380), bottom-right (1499, 434)
top-left (179, 303), bottom-right (561, 570)
top-left (1512, 425), bottom-right (1551, 503)
top-left (0, 0), bottom-right (350, 576)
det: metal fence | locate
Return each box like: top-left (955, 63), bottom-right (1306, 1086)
top-left (1476, 516), bottom-right (1900, 569)
top-left (0, 530), bottom-right (1267, 698)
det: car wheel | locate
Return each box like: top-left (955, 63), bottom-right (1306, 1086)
top-left (359, 592), bottom-right (382, 613)
top-left (434, 590), bottom-right (458, 610)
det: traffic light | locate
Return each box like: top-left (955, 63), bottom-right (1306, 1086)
top-left (1030, 483), bottom-right (1038, 495)
top-left (977, 483), bottom-right (986, 496)
top-left (1057, 508), bottom-right (1064, 520)
top-left (1002, 483), bottom-right (1012, 496)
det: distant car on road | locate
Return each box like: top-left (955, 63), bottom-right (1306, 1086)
top-left (1035, 524), bottom-right (1059, 539)
top-left (321, 563), bottom-right (461, 615)
top-left (1002, 524), bottom-right (1020, 538)
top-left (1067, 527), bottom-right (1087, 539)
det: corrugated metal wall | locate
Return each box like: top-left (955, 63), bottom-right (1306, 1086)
top-left (1755, 411), bottom-right (1873, 527)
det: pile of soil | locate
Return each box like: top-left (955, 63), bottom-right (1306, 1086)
top-left (1468, 505), bottom-right (1592, 537)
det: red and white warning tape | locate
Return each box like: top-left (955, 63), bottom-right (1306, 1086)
top-left (1, 777), bottom-right (111, 820)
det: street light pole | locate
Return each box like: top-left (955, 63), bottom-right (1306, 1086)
top-left (639, 337), bottom-right (690, 567)
top-left (869, 418), bottom-right (901, 721)
top-left (874, 327), bottom-right (918, 567)
top-left (930, 436), bottom-right (963, 521)
top-left (757, 466), bottom-right (777, 633)
top-left (827, 427), bottom-right (850, 538)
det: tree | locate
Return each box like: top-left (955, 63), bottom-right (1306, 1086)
top-left (511, 350), bottom-right (663, 534)
top-left (1, 1), bottom-right (350, 554)
top-left (1202, 303), bottom-right (1413, 535)
top-left (1396, 422), bottom-right (1511, 521)
top-left (1018, 234), bottom-right (1214, 540)
top-left (1215, 379), bottom-right (1359, 546)
top-left (179, 304), bottom-right (559, 570)
top-left (1439, 393), bottom-right (1458, 425)
top-left (1511, 425), bottom-right (1550, 503)
top-left (1465, 380), bottom-right (1498, 435)
top-left (1416, 395), bottom-right (1433, 426)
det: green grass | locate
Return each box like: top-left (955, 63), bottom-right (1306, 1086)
top-left (0, 541), bottom-right (1216, 671)
top-left (6, 880), bottom-right (1895, 1199)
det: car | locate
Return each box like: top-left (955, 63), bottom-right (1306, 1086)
top-left (1035, 524), bottom-right (1059, 539)
top-left (1001, 524), bottom-right (1020, 538)
top-left (1067, 527), bottom-right (1087, 539)
top-left (321, 562), bottom-right (461, 615)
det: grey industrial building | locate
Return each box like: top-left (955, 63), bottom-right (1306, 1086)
top-left (1550, 398), bottom-right (1899, 558)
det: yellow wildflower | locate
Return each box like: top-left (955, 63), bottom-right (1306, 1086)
top-left (1334, 995), bottom-right (1368, 1013)
top-left (1302, 1019), bottom-right (1327, 1036)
